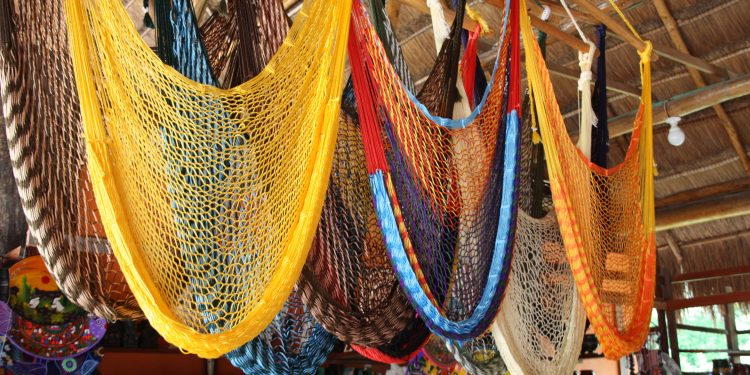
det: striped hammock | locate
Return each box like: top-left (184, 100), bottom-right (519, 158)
top-left (348, 0), bottom-right (521, 339)
top-left (0, 0), bottom-right (142, 321)
top-left (520, 0), bottom-right (656, 359)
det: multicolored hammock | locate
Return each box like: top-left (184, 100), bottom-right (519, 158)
top-left (348, 0), bottom-right (521, 339)
top-left (520, 0), bottom-right (656, 359)
top-left (0, 0), bottom-right (142, 321)
top-left (65, 0), bottom-right (351, 357)
top-left (298, 0), bottom-right (418, 348)
top-left (491, 30), bottom-right (586, 375)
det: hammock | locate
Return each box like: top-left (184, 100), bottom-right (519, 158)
top-left (65, 0), bottom-right (351, 357)
top-left (298, 0), bottom-right (420, 348)
top-left (0, 0), bottom-right (143, 321)
top-left (154, 1), bottom-right (338, 370)
top-left (227, 289), bottom-right (336, 375)
top-left (490, 28), bottom-right (586, 375)
top-left (348, 0), bottom-right (520, 339)
top-left (520, 0), bottom-right (656, 359)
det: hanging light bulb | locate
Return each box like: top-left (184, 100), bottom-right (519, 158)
top-left (666, 116), bottom-right (685, 146)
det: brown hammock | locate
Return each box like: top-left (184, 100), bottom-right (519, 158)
top-left (0, 0), bottom-right (141, 321)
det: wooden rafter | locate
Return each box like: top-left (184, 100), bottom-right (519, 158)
top-left (671, 266), bottom-right (750, 284)
top-left (566, 0), bottom-right (730, 78)
top-left (653, 0), bottom-right (750, 174)
top-left (655, 178), bottom-right (750, 209)
top-left (667, 292), bottom-right (750, 310)
top-left (608, 73), bottom-right (750, 138)
top-left (655, 190), bottom-right (750, 231)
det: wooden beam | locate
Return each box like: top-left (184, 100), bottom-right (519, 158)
top-left (726, 299), bottom-right (740, 364)
top-left (667, 292), bottom-right (750, 310)
top-left (609, 73), bottom-right (750, 138)
top-left (672, 266), bottom-right (750, 284)
top-left (653, 0), bottom-right (749, 174)
top-left (675, 324), bottom-right (726, 335)
top-left (655, 190), bottom-right (750, 232)
top-left (398, 0), bottom-right (479, 31)
top-left (656, 178), bottom-right (750, 209)
top-left (566, 0), bottom-right (729, 78)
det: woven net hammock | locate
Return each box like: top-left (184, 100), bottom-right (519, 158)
top-left (520, 0), bottom-right (656, 359)
top-left (298, 0), bottom-right (420, 348)
top-left (490, 30), bottom-right (586, 375)
top-left (64, 0), bottom-right (351, 357)
top-left (152, 0), bottom-right (338, 370)
top-left (227, 289), bottom-right (336, 375)
top-left (348, 0), bottom-right (520, 339)
top-left (0, 0), bottom-right (142, 321)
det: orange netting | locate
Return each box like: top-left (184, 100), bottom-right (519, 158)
top-left (520, 0), bottom-right (656, 359)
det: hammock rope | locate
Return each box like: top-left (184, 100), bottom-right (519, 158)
top-left (0, 0), bottom-right (142, 321)
top-left (348, 0), bottom-right (520, 339)
top-left (297, 0), bottom-right (417, 348)
top-left (520, 0), bottom-right (656, 359)
top-left (65, 0), bottom-right (351, 357)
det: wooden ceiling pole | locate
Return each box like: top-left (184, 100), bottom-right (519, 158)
top-left (653, 0), bottom-right (750, 175)
top-left (655, 177), bottom-right (750, 209)
top-left (655, 190), bottom-right (750, 231)
top-left (608, 73), bottom-right (750, 137)
top-left (566, 0), bottom-right (730, 79)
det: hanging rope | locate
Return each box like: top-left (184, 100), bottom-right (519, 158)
top-left (65, 0), bottom-right (351, 357)
top-left (520, 0), bottom-right (656, 359)
top-left (0, 0), bottom-right (143, 321)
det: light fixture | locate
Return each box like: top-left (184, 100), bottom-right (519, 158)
top-left (666, 116), bottom-right (685, 146)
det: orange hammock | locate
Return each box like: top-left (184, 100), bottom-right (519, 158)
top-left (520, 0), bottom-right (656, 359)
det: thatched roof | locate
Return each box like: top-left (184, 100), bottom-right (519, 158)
top-left (119, 0), bottom-right (750, 314)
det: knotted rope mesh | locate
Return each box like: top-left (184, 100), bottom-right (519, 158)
top-left (65, 0), bottom-right (351, 357)
top-left (348, 0), bottom-right (520, 339)
top-left (298, 0), bottom-right (419, 348)
top-left (490, 32), bottom-right (585, 375)
top-left (0, 0), bottom-right (142, 321)
top-left (520, 0), bottom-right (656, 359)
top-left (154, 0), bottom-right (338, 369)
top-left (227, 289), bottom-right (336, 375)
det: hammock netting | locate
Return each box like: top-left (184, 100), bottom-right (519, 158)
top-left (298, 0), bottom-right (424, 348)
top-left (490, 30), bottom-right (585, 375)
top-left (520, 0), bottom-right (656, 359)
top-left (227, 289), bottom-right (336, 375)
top-left (0, 0), bottom-right (142, 321)
top-left (348, 0), bottom-right (520, 339)
top-left (65, 0), bottom-right (351, 357)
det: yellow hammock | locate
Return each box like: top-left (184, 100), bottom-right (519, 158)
top-left (65, 0), bottom-right (351, 358)
top-left (520, 0), bottom-right (656, 359)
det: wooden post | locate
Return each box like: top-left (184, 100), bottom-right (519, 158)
top-left (664, 273), bottom-right (681, 365)
top-left (655, 270), bottom-right (670, 353)
top-left (725, 287), bottom-right (740, 364)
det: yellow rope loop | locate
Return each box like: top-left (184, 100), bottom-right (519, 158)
top-left (65, 0), bottom-right (351, 358)
top-left (465, 4), bottom-right (490, 35)
top-left (607, 0), bottom-right (645, 42)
